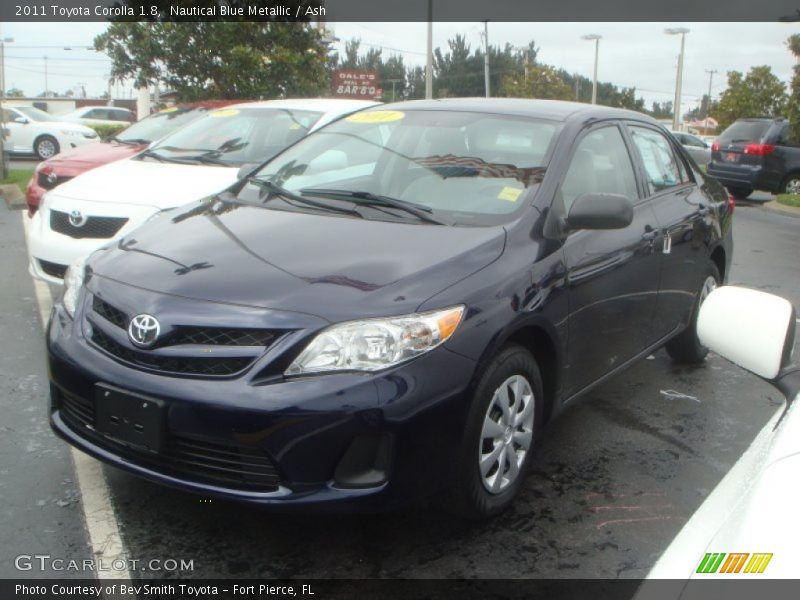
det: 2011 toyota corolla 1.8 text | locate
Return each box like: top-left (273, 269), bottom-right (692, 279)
top-left (47, 99), bottom-right (733, 518)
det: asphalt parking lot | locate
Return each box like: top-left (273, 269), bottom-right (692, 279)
top-left (0, 196), bottom-right (797, 580)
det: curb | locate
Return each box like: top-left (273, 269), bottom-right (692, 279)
top-left (0, 183), bottom-right (26, 210)
top-left (762, 200), bottom-right (800, 219)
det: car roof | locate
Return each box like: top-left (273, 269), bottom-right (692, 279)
top-left (226, 98), bottom-right (380, 116)
top-left (376, 97), bottom-right (659, 124)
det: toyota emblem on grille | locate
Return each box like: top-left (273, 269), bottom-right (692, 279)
top-left (68, 210), bottom-right (87, 228)
top-left (128, 314), bottom-right (160, 347)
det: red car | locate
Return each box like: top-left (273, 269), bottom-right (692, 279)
top-left (26, 101), bottom-right (236, 215)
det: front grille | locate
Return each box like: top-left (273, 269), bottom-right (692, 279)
top-left (57, 388), bottom-right (281, 491)
top-left (37, 172), bottom-right (73, 191)
top-left (92, 296), bottom-right (128, 329)
top-left (91, 328), bottom-right (254, 376)
top-left (50, 210), bottom-right (128, 239)
top-left (39, 259), bottom-right (67, 279)
top-left (170, 327), bottom-right (279, 347)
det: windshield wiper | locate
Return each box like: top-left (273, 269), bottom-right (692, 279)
top-left (300, 188), bottom-right (448, 225)
top-left (110, 136), bottom-right (149, 145)
top-left (245, 178), bottom-right (364, 219)
top-left (137, 148), bottom-right (198, 164)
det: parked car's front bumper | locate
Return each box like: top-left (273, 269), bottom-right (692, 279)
top-left (27, 198), bottom-right (160, 285)
top-left (47, 301), bottom-right (477, 510)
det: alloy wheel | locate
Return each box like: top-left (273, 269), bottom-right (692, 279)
top-left (699, 275), bottom-right (718, 304)
top-left (479, 374), bottom-right (535, 494)
top-left (37, 139), bottom-right (57, 159)
top-left (785, 177), bottom-right (800, 195)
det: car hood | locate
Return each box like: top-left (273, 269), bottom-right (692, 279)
top-left (48, 158), bottom-right (240, 210)
top-left (91, 202), bottom-right (506, 322)
top-left (39, 141), bottom-right (142, 172)
top-left (50, 120), bottom-right (95, 134)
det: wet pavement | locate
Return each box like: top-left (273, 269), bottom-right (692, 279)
top-left (0, 201), bottom-right (797, 580)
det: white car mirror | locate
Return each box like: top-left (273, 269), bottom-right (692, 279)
top-left (14, 116), bottom-right (29, 124)
top-left (698, 286), bottom-right (795, 380)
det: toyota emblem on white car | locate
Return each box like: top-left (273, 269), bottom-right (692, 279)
top-left (128, 314), bottom-right (160, 347)
top-left (68, 210), bottom-right (87, 228)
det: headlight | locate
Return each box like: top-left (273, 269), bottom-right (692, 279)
top-left (83, 131), bottom-right (98, 139)
top-left (62, 257), bottom-right (87, 318)
top-left (285, 305), bottom-right (465, 375)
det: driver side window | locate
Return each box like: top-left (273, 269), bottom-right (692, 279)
top-left (561, 125), bottom-right (638, 213)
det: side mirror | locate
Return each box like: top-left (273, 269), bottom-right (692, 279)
top-left (236, 163), bottom-right (261, 180)
top-left (14, 116), bottom-right (29, 125)
top-left (565, 193), bottom-right (633, 230)
top-left (698, 286), bottom-right (798, 397)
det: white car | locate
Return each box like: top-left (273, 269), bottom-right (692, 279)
top-left (27, 98), bottom-right (378, 284)
top-left (60, 106), bottom-right (134, 126)
top-left (639, 286), bottom-right (798, 586)
top-left (1, 104), bottom-right (98, 159)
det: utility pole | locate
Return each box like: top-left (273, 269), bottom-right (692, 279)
top-left (665, 27), bottom-right (690, 131)
top-left (704, 69), bottom-right (717, 133)
top-left (44, 56), bottom-right (49, 98)
top-left (483, 20), bottom-right (490, 98)
top-left (0, 33), bottom-right (14, 180)
top-left (425, 0), bottom-right (433, 99)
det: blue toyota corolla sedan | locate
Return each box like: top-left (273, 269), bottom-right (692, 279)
top-left (47, 99), bottom-right (733, 518)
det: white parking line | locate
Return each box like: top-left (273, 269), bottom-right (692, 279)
top-left (21, 212), bottom-right (133, 585)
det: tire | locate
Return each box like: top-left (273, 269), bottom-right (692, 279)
top-left (34, 135), bottom-right (59, 160)
top-left (447, 344), bottom-right (544, 519)
top-left (665, 263), bottom-right (721, 364)
top-left (781, 173), bottom-right (800, 195)
top-left (727, 186), bottom-right (752, 200)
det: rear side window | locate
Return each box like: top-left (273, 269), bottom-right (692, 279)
top-left (718, 120), bottom-right (771, 144)
top-left (629, 126), bottom-right (687, 194)
top-left (561, 125), bottom-right (638, 212)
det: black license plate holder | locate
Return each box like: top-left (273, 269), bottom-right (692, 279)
top-left (95, 384), bottom-right (165, 453)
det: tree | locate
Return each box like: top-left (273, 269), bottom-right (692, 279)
top-left (499, 64), bottom-right (571, 100)
top-left (713, 66), bottom-right (787, 131)
top-left (5, 87), bottom-right (24, 97)
top-left (95, 21), bottom-right (329, 101)
top-left (786, 34), bottom-right (800, 141)
top-left (649, 101), bottom-right (674, 120)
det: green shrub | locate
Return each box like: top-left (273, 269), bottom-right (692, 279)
top-left (776, 194), bottom-right (800, 208)
top-left (88, 123), bottom-right (128, 140)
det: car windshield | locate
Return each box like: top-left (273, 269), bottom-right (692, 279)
top-left (718, 120), bottom-right (771, 144)
top-left (246, 109), bottom-right (562, 227)
top-left (15, 106), bottom-right (56, 122)
top-left (116, 107), bottom-right (208, 144)
top-left (147, 107), bottom-right (323, 166)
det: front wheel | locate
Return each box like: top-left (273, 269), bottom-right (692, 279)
top-left (447, 344), bottom-right (544, 519)
top-left (34, 136), bottom-right (59, 160)
top-left (665, 263), bottom-right (721, 364)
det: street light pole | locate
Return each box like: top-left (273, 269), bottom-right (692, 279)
top-left (425, 0), bottom-right (433, 100)
top-left (704, 69), bottom-right (717, 133)
top-left (665, 27), bottom-right (690, 131)
top-left (483, 20), bottom-right (490, 98)
top-left (581, 34), bottom-right (602, 104)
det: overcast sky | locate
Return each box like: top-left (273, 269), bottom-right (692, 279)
top-left (2, 21), bottom-right (798, 111)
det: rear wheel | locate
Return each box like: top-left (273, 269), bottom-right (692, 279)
top-left (727, 186), bottom-right (752, 200)
top-left (665, 263), bottom-right (721, 364)
top-left (447, 344), bottom-right (543, 519)
top-left (781, 173), bottom-right (800, 195)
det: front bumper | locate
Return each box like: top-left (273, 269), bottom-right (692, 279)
top-left (47, 299), bottom-right (477, 510)
top-left (27, 199), bottom-right (160, 285)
